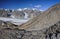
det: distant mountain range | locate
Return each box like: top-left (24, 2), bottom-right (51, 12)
top-left (0, 8), bottom-right (41, 25)
top-left (0, 8), bottom-right (41, 19)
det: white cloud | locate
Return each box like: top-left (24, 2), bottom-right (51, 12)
top-left (34, 5), bottom-right (42, 8)
top-left (39, 9), bottom-right (44, 11)
top-left (32, 8), bottom-right (37, 10)
top-left (23, 8), bottom-right (28, 10)
top-left (17, 8), bottom-right (22, 11)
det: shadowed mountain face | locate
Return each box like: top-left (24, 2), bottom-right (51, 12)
top-left (0, 3), bottom-right (60, 39)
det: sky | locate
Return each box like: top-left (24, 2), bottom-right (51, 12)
top-left (0, 0), bottom-right (60, 10)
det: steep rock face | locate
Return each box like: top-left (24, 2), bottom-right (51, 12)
top-left (45, 21), bottom-right (60, 39)
top-left (0, 9), bottom-right (13, 17)
top-left (19, 3), bottom-right (60, 31)
top-left (12, 11), bottom-right (25, 19)
top-left (0, 9), bottom-right (8, 17)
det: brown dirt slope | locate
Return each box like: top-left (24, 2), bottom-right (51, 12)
top-left (19, 3), bottom-right (60, 31)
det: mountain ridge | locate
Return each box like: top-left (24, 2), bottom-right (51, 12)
top-left (18, 3), bottom-right (60, 31)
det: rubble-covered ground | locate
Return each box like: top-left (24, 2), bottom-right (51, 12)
top-left (0, 21), bottom-right (60, 39)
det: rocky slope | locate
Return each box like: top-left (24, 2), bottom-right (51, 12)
top-left (0, 3), bottom-right (60, 39)
top-left (19, 3), bottom-right (60, 31)
top-left (0, 21), bottom-right (60, 39)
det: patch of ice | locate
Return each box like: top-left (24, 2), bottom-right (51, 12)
top-left (0, 17), bottom-right (30, 25)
